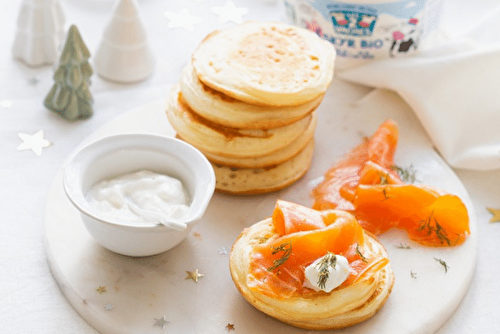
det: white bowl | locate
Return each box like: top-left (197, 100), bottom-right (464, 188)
top-left (63, 133), bottom-right (215, 257)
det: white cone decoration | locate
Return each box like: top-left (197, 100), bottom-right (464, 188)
top-left (12, 0), bottom-right (65, 67)
top-left (94, 0), bottom-right (155, 83)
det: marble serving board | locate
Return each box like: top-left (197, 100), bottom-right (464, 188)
top-left (44, 86), bottom-right (477, 334)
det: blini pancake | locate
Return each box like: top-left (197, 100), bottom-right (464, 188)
top-left (229, 217), bottom-right (395, 329)
top-left (196, 112), bottom-right (316, 168)
top-left (180, 63), bottom-right (323, 129)
top-left (212, 139), bottom-right (314, 195)
top-left (165, 85), bottom-right (315, 158)
top-left (191, 21), bottom-right (336, 107)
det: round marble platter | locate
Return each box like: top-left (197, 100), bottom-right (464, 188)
top-left (44, 86), bottom-right (477, 334)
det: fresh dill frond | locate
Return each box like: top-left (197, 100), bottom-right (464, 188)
top-left (378, 172), bottom-right (390, 185)
top-left (434, 257), bottom-right (449, 273)
top-left (382, 187), bottom-right (392, 200)
top-left (418, 211), bottom-right (451, 246)
top-left (390, 164), bottom-right (417, 184)
top-left (396, 242), bottom-right (411, 249)
top-left (267, 241), bottom-right (292, 272)
top-left (356, 243), bottom-right (368, 263)
top-left (315, 252), bottom-right (337, 289)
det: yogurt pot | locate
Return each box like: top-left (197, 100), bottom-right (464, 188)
top-left (282, 0), bottom-right (444, 69)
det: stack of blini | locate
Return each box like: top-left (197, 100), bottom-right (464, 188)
top-left (166, 21), bottom-right (336, 195)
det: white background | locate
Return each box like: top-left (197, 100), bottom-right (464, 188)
top-left (1, 0), bottom-right (500, 333)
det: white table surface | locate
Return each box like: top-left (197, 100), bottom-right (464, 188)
top-left (1, 0), bottom-right (499, 333)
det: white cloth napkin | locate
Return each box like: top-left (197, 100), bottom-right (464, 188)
top-left (337, 5), bottom-right (500, 171)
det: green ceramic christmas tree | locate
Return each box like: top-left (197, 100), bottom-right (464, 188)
top-left (44, 25), bottom-right (93, 120)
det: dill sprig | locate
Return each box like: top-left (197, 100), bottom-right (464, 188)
top-left (396, 242), bottom-right (411, 249)
top-left (434, 257), bottom-right (449, 273)
top-left (390, 165), bottom-right (417, 184)
top-left (410, 270), bottom-right (417, 279)
top-left (267, 241), bottom-right (292, 272)
top-left (356, 243), bottom-right (368, 263)
top-left (382, 187), bottom-right (392, 200)
top-left (418, 211), bottom-right (451, 246)
top-left (315, 252), bottom-right (337, 290)
top-left (378, 172), bottom-right (390, 185)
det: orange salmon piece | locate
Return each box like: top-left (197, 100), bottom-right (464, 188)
top-left (353, 184), bottom-right (470, 246)
top-left (311, 119), bottom-right (470, 248)
top-left (312, 119), bottom-right (400, 211)
top-left (272, 200), bottom-right (326, 235)
top-left (353, 184), bottom-right (440, 235)
top-left (248, 202), bottom-right (368, 298)
top-left (358, 161), bottom-right (403, 186)
top-left (402, 193), bottom-right (470, 246)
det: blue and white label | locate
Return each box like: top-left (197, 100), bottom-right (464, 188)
top-left (329, 3), bottom-right (378, 37)
top-left (284, 0), bottom-right (443, 68)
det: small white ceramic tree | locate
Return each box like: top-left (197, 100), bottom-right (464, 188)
top-left (12, 0), bottom-right (65, 67)
top-left (94, 0), bottom-right (155, 83)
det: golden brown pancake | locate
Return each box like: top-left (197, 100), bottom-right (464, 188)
top-left (211, 139), bottom-right (314, 195)
top-left (180, 63), bottom-right (323, 129)
top-left (191, 21), bottom-right (336, 107)
top-left (165, 85), bottom-right (315, 159)
top-left (229, 217), bottom-right (395, 329)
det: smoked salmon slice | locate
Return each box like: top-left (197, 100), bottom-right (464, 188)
top-left (312, 119), bottom-right (400, 211)
top-left (248, 200), bottom-right (374, 298)
top-left (311, 119), bottom-right (470, 247)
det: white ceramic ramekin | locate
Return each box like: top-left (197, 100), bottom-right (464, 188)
top-left (63, 133), bottom-right (215, 257)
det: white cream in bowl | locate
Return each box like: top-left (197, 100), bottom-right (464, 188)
top-left (86, 170), bottom-right (190, 230)
top-left (63, 133), bottom-right (216, 257)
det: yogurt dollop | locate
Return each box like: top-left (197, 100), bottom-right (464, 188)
top-left (86, 170), bottom-right (190, 226)
top-left (303, 253), bottom-right (350, 293)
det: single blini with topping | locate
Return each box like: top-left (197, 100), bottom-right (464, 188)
top-left (229, 200), bottom-right (394, 330)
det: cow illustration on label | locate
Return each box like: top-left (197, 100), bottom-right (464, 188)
top-left (389, 17), bottom-right (421, 57)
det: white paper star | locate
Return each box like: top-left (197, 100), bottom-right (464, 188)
top-left (218, 247), bottom-right (228, 255)
top-left (153, 315), bottom-right (170, 329)
top-left (212, 1), bottom-right (248, 24)
top-left (17, 130), bottom-right (52, 156)
top-left (28, 77), bottom-right (40, 86)
top-left (1, 100), bottom-right (12, 108)
top-left (104, 303), bottom-right (114, 311)
top-left (164, 9), bottom-right (202, 31)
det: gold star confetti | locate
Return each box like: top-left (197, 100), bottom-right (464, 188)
top-left (225, 323), bottom-right (235, 331)
top-left (185, 269), bottom-right (204, 282)
top-left (164, 9), bottom-right (202, 31)
top-left (154, 316), bottom-right (170, 329)
top-left (17, 130), bottom-right (52, 156)
top-left (212, 1), bottom-right (248, 24)
top-left (487, 207), bottom-right (500, 223)
top-left (104, 303), bottom-right (114, 311)
top-left (96, 286), bottom-right (107, 294)
top-left (1, 100), bottom-right (12, 108)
